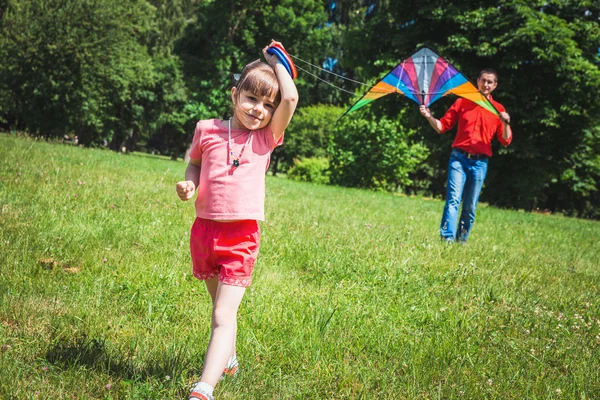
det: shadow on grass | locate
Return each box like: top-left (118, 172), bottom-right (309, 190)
top-left (45, 334), bottom-right (202, 381)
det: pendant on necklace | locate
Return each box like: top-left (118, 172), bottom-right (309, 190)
top-left (228, 118), bottom-right (251, 169)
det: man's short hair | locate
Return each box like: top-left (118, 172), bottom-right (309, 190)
top-left (479, 69), bottom-right (498, 82)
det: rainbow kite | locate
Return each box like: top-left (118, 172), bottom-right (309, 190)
top-left (343, 47), bottom-right (500, 118)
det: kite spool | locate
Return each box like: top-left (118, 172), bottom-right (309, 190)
top-left (267, 43), bottom-right (298, 80)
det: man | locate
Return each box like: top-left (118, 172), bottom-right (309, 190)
top-left (419, 69), bottom-right (513, 243)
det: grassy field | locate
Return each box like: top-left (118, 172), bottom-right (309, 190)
top-left (1, 133), bottom-right (599, 399)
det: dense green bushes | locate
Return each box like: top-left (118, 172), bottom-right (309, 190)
top-left (328, 112), bottom-right (429, 191)
top-left (280, 105), bottom-right (428, 193)
top-left (272, 104), bottom-right (341, 175)
top-left (288, 157), bottom-right (330, 184)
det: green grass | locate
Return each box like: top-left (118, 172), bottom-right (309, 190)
top-left (1, 133), bottom-right (599, 399)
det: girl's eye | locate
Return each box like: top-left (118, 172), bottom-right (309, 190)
top-left (265, 104), bottom-right (275, 110)
top-left (247, 96), bottom-right (256, 101)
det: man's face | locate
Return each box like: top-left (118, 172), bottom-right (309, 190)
top-left (477, 73), bottom-right (498, 97)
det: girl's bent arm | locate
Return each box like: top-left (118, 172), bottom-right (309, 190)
top-left (263, 44), bottom-right (298, 142)
top-left (176, 158), bottom-right (201, 201)
top-left (185, 158), bottom-right (202, 186)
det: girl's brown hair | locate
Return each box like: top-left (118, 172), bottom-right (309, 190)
top-left (233, 60), bottom-right (281, 105)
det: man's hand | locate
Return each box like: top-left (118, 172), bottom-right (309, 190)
top-left (419, 105), bottom-right (443, 133)
top-left (176, 180), bottom-right (196, 201)
top-left (419, 105), bottom-right (432, 118)
top-left (499, 111), bottom-right (511, 125)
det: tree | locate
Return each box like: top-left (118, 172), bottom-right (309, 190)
top-left (0, 0), bottom-right (190, 153)
top-left (0, 0), bottom-right (152, 142)
top-left (175, 0), bottom-right (336, 124)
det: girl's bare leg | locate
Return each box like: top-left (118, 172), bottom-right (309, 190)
top-left (204, 277), bottom-right (218, 303)
top-left (204, 278), bottom-right (237, 364)
top-left (199, 281), bottom-right (246, 387)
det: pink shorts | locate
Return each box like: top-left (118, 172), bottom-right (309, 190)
top-left (190, 218), bottom-right (260, 287)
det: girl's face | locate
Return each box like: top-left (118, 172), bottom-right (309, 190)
top-left (231, 87), bottom-right (278, 130)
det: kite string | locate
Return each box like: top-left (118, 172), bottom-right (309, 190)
top-left (288, 53), bottom-right (374, 89)
top-left (294, 64), bottom-right (357, 95)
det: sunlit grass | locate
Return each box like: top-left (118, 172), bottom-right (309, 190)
top-left (1, 134), bottom-right (599, 399)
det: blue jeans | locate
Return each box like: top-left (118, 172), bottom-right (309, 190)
top-left (440, 149), bottom-right (488, 242)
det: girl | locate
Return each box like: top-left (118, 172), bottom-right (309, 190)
top-left (175, 41), bottom-right (298, 400)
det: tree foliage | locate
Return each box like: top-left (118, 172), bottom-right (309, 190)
top-left (0, 0), bottom-right (189, 155)
top-left (174, 0), bottom-right (337, 123)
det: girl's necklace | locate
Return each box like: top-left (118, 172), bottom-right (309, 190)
top-left (228, 118), bottom-right (252, 167)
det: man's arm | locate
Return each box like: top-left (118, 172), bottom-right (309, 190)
top-left (499, 111), bottom-right (512, 142)
top-left (419, 105), bottom-right (443, 133)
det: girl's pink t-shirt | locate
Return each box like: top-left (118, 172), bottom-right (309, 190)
top-left (188, 119), bottom-right (283, 221)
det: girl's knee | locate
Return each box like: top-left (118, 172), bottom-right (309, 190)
top-left (212, 306), bottom-right (237, 328)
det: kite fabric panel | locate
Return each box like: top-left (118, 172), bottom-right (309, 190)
top-left (344, 47), bottom-right (500, 117)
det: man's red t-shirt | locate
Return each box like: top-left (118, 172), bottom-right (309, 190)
top-left (439, 96), bottom-right (512, 157)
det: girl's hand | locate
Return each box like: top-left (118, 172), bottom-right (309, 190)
top-left (262, 40), bottom-right (281, 68)
top-left (176, 180), bottom-right (196, 201)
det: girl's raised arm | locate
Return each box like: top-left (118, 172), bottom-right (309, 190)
top-left (262, 41), bottom-right (298, 142)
